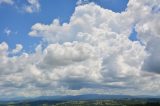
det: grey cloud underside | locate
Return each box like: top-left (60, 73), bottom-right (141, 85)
top-left (0, 0), bottom-right (160, 97)
top-left (142, 38), bottom-right (160, 74)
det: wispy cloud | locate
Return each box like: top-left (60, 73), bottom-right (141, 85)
top-left (76, 0), bottom-right (89, 5)
top-left (4, 28), bottom-right (11, 36)
top-left (24, 0), bottom-right (40, 13)
top-left (0, 0), bottom-right (14, 5)
top-left (0, 0), bottom-right (40, 13)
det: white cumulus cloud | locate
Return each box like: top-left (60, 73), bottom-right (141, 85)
top-left (12, 44), bottom-right (23, 54)
top-left (1, 0), bottom-right (160, 98)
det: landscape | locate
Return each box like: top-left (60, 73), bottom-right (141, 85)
top-left (1, 95), bottom-right (160, 106)
top-left (0, 0), bottom-right (160, 106)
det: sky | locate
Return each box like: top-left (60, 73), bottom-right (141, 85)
top-left (0, 0), bottom-right (160, 98)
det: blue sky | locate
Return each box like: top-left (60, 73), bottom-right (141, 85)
top-left (0, 0), bottom-right (77, 52)
top-left (0, 0), bottom-right (129, 52)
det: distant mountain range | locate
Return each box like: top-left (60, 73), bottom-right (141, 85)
top-left (1, 94), bottom-right (160, 103)
top-left (34, 94), bottom-right (133, 101)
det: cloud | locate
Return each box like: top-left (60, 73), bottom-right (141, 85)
top-left (0, 0), bottom-right (40, 13)
top-left (141, 38), bottom-right (160, 74)
top-left (24, 0), bottom-right (40, 13)
top-left (1, 0), bottom-right (160, 97)
top-left (12, 44), bottom-right (23, 54)
top-left (0, 0), bottom-right (14, 5)
top-left (76, 0), bottom-right (90, 5)
top-left (4, 28), bottom-right (11, 36)
top-left (0, 42), bottom-right (8, 57)
top-left (132, 1), bottom-right (160, 74)
top-left (39, 42), bottom-right (97, 68)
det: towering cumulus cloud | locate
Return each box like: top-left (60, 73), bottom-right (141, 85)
top-left (0, 0), bottom-right (160, 98)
